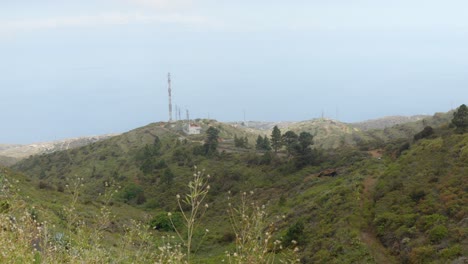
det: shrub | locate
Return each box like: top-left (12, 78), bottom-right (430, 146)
top-left (121, 183), bottom-right (144, 203)
top-left (414, 126), bottom-right (434, 141)
top-left (283, 221), bottom-right (305, 247)
top-left (439, 244), bottom-right (462, 259)
top-left (428, 225), bottom-right (448, 243)
top-left (410, 189), bottom-right (426, 202)
top-left (38, 180), bottom-right (52, 190)
top-left (409, 246), bottom-right (435, 264)
top-left (150, 212), bottom-right (182, 232)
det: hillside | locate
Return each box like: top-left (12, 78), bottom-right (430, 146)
top-left (4, 109), bottom-right (468, 263)
top-left (352, 115), bottom-right (429, 131)
top-left (0, 155), bottom-right (19, 166)
top-left (0, 134), bottom-right (118, 161)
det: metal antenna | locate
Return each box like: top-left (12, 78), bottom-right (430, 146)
top-left (168, 73), bottom-right (173, 122)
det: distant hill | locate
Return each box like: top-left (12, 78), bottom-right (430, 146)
top-left (0, 155), bottom-right (18, 166)
top-left (0, 134), bottom-right (118, 161)
top-left (229, 121), bottom-right (295, 131)
top-left (9, 107), bottom-right (467, 263)
top-left (1, 111), bottom-right (455, 164)
top-left (352, 115), bottom-right (430, 131)
top-left (230, 113), bottom-right (450, 149)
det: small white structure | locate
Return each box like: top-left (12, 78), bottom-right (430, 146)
top-left (184, 124), bottom-right (201, 135)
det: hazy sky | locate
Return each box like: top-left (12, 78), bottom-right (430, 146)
top-left (1, 0), bottom-right (467, 143)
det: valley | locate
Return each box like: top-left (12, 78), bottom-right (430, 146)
top-left (0, 108), bottom-right (467, 263)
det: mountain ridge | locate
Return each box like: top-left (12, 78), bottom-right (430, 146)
top-left (0, 134), bottom-right (118, 162)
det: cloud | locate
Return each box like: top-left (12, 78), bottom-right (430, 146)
top-left (126, 0), bottom-right (193, 10)
top-left (0, 12), bottom-right (211, 35)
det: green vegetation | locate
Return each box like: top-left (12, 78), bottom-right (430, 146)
top-left (452, 104), bottom-right (468, 133)
top-left (271, 125), bottom-right (282, 153)
top-left (256, 135), bottom-right (272, 151)
top-left (202, 126), bottom-right (220, 156)
top-left (2, 109), bottom-right (467, 263)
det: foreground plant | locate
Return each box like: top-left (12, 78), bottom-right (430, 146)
top-left (170, 167), bottom-right (211, 262)
top-left (226, 191), bottom-right (300, 264)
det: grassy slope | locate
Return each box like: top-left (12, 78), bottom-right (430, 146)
top-left (7, 115), bottom-right (467, 263)
top-left (373, 133), bottom-right (468, 263)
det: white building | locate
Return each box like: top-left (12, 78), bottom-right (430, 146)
top-left (184, 124), bottom-right (201, 135)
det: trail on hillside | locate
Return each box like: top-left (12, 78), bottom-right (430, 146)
top-left (360, 175), bottom-right (397, 264)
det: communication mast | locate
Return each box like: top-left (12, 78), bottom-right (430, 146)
top-left (168, 73), bottom-right (173, 122)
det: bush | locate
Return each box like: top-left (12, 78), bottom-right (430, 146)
top-left (409, 246), bottom-right (435, 264)
top-left (121, 183), bottom-right (144, 203)
top-left (410, 189), bottom-right (426, 202)
top-left (283, 221), bottom-right (305, 247)
top-left (38, 180), bottom-right (52, 190)
top-left (428, 225), bottom-right (448, 243)
top-left (414, 126), bottom-right (434, 141)
top-left (149, 212), bottom-right (182, 231)
top-left (439, 244), bottom-right (462, 259)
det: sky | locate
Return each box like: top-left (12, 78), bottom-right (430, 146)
top-left (1, 0), bottom-right (467, 143)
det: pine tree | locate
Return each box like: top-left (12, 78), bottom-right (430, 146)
top-left (452, 104), bottom-right (468, 133)
top-left (282, 131), bottom-right (299, 156)
top-left (263, 136), bottom-right (272, 151)
top-left (256, 135), bottom-right (264, 150)
top-left (204, 126), bottom-right (220, 155)
top-left (271, 126), bottom-right (282, 153)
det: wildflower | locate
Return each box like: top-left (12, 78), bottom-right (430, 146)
top-left (205, 229), bottom-right (209, 233)
top-left (176, 194), bottom-right (181, 199)
top-left (168, 212), bottom-right (172, 217)
top-left (205, 203), bottom-right (209, 208)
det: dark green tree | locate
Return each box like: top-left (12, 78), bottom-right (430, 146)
top-left (204, 126), bottom-right (220, 155)
top-left (414, 126), bottom-right (434, 141)
top-left (256, 135), bottom-right (264, 150)
top-left (256, 135), bottom-right (271, 151)
top-left (153, 136), bottom-right (162, 150)
top-left (452, 104), bottom-right (468, 133)
top-left (283, 221), bottom-right (305, 247)
top-left (282, 131), bottom-right (299, 156)
top-left (271, 126), bottom-right (282, 153)
top-left (262, 136), bottom-right (272, 151)
top-left (294, 132), bottom-right (314, 168)
top-left (298, 132), bottom-right (313, 150)
top-left (162, 168), bottom-right (174, 185)
top-left (234, 135), bottom-right (249, 148)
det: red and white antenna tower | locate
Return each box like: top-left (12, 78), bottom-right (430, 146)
top-left (168, 72), bottom-right (173, 122)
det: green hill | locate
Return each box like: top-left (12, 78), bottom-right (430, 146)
top-left (3, 109), bottom-right (467, 263)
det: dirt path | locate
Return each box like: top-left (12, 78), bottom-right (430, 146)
top-left (360, 176), bottom-right (397, 264)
